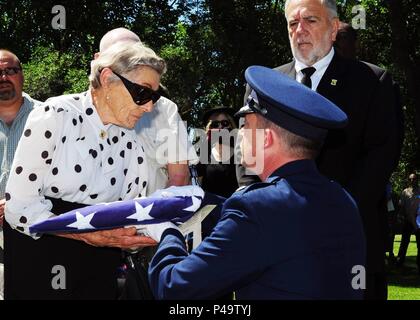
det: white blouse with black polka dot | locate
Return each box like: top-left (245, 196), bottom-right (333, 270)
top-left (4, 91), bottom-right (149, 238)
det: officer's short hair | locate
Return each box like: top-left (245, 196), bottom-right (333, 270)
top-left (257, 115), bottom-right (322, 159)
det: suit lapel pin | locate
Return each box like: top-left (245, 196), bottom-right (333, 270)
top-left (331, 79), bottom-right (338, 86)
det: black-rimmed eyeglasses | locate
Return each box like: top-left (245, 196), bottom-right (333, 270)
top-left (209, 119), bottom-right (231, 129)
top-left (0, 67), bottom-right (21, 77)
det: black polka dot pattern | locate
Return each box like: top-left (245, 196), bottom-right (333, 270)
top-left (73, 96), bottom-right (80, 100)
top-left (19, 216), bottom-right (27, 224)
top-left (62, 136), bottom-right (66, 143)
top-left (24, 129), bottom-right (31, 137)
top-left (120, 150), bottom-right (125, 158)
top-left (142, 181), bottom-right (147, 188)
top-left (80, 185), bottom-right (87, 192)
top-left (41, 151), bottom-right (49, 159)
top-left (45, 106), bottom-right (50, 112)
top-left (5, 193), bottom-right (11, 201)
top-left (127, 142), bottom-right (132, 149)
top-left (72, 119), bottom-right (77, 126)
top-left (90, 194), bottom-right (98, 199)
top-left (112, 136), bottom-right (118, 144)
top-left (108, 157), bottom-right (114, 165)
top-left (45, 131), bottom-right (52, 139)
top-left (16, 166), bottom-right (23, 174)
top-left (45, 159), bottom-right (52, 165)
top-left (29, 174), bottom-right (37, 181)
top-left (100, 144), bottom-right (104, 151)
top-left (111, 178), bottom-right (116, 186)
top-left (89, 149), bottom-right (98, 159)
top-left (124, 169), bottom-right (128, 176)
top-left (137, 157), bottom-right (144, 164)
top-left (74, 165), bottom-right (82, 173)
top-left (135, 177), bottom-right (139, 185)
top-left (57, 107), bottom-right (64, 113)
top-left (17, 226), bottom-right (25, 232)
top-left (86, 108), bottom-right (93, 115)
top-left (51, 186), bottom-right (59, 193)
top-left (52, 167), bottom-right (58, 175)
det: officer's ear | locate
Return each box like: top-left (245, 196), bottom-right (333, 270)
top-left (264, 128), bottom-right (274, 148)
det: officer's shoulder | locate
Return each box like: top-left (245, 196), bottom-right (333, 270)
top-left (232, 179), bottom-right (281, 198)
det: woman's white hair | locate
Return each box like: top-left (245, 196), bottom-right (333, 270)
top-left (89, 42), bottom-right (166, 88)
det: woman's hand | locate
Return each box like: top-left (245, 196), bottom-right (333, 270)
top-left (57, 226), bottom-right (157, 249)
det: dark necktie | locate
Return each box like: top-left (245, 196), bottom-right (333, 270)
top-left (301, 67), bottom-right (316, 89)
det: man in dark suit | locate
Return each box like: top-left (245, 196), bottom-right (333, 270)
top-left (242, 0), bottom-right (399, 299)
top-left (145, 66), bottom-right (366, 300)
top-left (275, 0), bottom-right (398, 300)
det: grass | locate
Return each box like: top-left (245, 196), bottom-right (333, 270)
top-left (387, 234), bottom-right (420, 300)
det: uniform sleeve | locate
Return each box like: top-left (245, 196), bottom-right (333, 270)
top-left (4, 104), bottom-right (62, 238)
top-left (148, 195), bottom-right (266, 300)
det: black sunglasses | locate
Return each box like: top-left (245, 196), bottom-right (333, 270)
top-left (0, 67), bottom-right (21, 77)
top-left (209, 119), bottom-right (231, 129)
top-left (113, 71), bottom-right (160, 105)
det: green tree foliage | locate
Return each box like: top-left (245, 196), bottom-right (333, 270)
top-left (0, 0), bottom-right (418, 187)
top-left (22, 45), bottom-right (89, 101)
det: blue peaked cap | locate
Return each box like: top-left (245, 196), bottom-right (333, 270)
top-left (237, 66), bottom-right (348, 142)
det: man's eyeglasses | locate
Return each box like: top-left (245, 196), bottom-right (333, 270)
top-left (113, 71), bottom-right (161, 105)
top-left (209, 119), bottom-right (231, 129)
top-left (0, 67), bottom-right (21, 77)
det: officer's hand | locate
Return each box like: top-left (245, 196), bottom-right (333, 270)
top-left (57, 227), bottom-right (158, 249)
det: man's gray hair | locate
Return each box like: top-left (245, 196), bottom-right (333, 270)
top-left (90, 42), bottom-right (166, 89)
top-left (285, 0), bottom-right (338, 19)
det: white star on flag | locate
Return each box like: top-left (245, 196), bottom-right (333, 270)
top-left (66, 211), bottom-right (96, 230)
top-left (127, 202), bottom-right (154, 222)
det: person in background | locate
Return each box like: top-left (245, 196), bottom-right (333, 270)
top-left (97, 28), bottom-right (198, 194)
top-left (196, 106), bottom-right (239, 198)
top-left (0, 49), bottom-right (41, 297)
top-left (396, 173), bottom-right (420, 275)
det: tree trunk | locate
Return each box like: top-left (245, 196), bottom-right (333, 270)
top-left (388, 0), bottom-right (420, 164)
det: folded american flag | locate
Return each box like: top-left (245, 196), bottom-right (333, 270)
top-left (29, 186), bottom-right (219, 234)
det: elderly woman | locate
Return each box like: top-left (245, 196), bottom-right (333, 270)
top-left (3, 42), bottom-right (163, 299)
top-left (197, 107), bottom-right (239, 198)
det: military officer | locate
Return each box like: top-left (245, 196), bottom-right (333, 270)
top-left (145, 66), bottom-right (366, 300)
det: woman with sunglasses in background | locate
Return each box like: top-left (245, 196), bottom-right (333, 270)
top-left (3, 42), bottom-right (163, 299)
top-left (197, 107), bottom-right (239, 198)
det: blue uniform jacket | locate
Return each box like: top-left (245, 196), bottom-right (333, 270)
top-left (149, 160), bottom-right (366, 299)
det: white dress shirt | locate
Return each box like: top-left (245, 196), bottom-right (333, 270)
top-left (295, 47), bottom-right (335, 91)
top-left (5, 90), bottom-right (148, 237)
top-left (135, 97), bottom-right (198, 193)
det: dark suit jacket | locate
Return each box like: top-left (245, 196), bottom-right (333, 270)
top-left (150, 160), bottom-right (366, 299)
